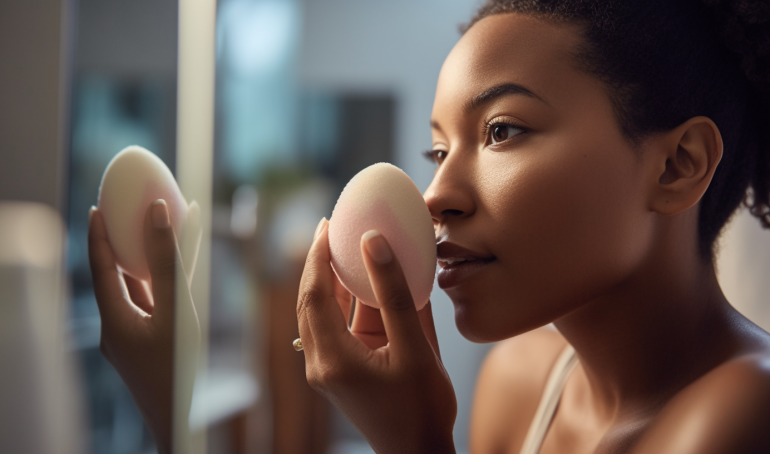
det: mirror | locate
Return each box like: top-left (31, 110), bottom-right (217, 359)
top-left (64, 1), bottom-right (493, 451)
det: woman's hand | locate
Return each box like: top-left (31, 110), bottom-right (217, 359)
top-left (88, 200), bottom-right (201, 454)
top-left (297, 219), bottom-right (457, 453)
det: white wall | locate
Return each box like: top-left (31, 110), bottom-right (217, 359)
top-left (0, 0), bottom-right (74, 213)
top-left (299, 0), bottom-right (481, 190)
top-left (75, 0), bottom-right (177, 78)
top-left (299, 0), bottom-right (489, 451)
top-left (717, 208), bottom-right (770, 332)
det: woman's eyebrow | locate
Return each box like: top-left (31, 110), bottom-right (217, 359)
top-left (430, 83), bottom-right (548, 133)
top-left (430, 120), bottom-right (444, 134)
top-left (465, 83), bottom-right (550, 112)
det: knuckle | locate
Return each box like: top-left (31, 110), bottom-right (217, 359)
top-left (318, 365), bottom-right (342, 388)
top-left (296, 289), bottom-right (310, 318)
top-left (319, 365), bottom-right (340, 384)
top-left (305, 366), bottom-right (327, 391)
top-left (296, 286), bottom-right (321, 319)
top-left (305, 369), bottom-right (322, 390)
top-left (305, 362), bottom-right (343, 391)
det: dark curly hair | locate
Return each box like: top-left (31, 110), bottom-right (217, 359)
top-left (464, 0), bottom-right (770, 259)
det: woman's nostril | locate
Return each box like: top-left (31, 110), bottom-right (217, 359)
top-left (443, 209), bottom-right (464, 217)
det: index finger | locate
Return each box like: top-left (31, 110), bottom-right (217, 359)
top-left (296, 219), bottom-right (351, 355)
top-left (87, 207), bottom-right (141, 327)
top-left (418, 302), bottom-right (441, 360)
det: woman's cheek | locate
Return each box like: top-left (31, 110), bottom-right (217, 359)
top-left (480, 139), bottom-right (650, 308)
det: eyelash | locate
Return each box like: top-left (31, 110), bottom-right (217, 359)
top-left (481, 118), bottom-right (529, 145)
top-left (424, 118), bottom-right (529, 165)
top-left (423, 149), bottom-right (447, 165)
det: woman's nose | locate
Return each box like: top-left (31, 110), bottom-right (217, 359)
top-left (423, 162), bottom-right (475, 226)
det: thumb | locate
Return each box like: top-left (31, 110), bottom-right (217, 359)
top-left (360, 230), bottom-right (432, 358)
top-left (144, 199), bottom-right (195, 327)
top-left (418, 301), bottom-right (442, 360)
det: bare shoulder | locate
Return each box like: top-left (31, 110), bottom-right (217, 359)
top-left (470, 327), bottom-right (568, 454)
top-left (633, 351), bottom-right (770, 454)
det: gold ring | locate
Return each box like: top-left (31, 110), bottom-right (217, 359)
top-left (292, 338), bottom-right (303, 351)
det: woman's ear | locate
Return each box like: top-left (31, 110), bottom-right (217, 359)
top-left (649, 116), bottom-right (723, 216)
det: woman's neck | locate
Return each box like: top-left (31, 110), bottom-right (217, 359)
top-left (553, 220), bottom-right (743, 421)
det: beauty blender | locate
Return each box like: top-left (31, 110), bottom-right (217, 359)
top-left (97, 145), bottom-right (188, 281)
top-left (328, 163), bottom-right (436, 310)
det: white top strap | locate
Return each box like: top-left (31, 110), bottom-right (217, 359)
top-left (518, 345), bottom-right (578, 454)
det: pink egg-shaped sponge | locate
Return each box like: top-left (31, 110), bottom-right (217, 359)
top-left (328, 163), bottom-right (436, 310)
top-left (97, 145), bottom-right (188, 281)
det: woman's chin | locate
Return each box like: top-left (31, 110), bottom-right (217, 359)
top-left (453, 303), bottom-right (516, 343)
top-left (451, 295), bottom-right (547, 343)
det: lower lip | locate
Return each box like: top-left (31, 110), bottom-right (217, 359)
top-left (436, 259), bottom-right (494, 289)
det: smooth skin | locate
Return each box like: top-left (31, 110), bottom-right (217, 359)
top-left (297, 13), bottom-right (770, 454)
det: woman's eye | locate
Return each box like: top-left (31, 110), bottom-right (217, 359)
top-left (489, 123), bottom-right (526, 144)
top-left (423, 149), bottom-right (448, 165)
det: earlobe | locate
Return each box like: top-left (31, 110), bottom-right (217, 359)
top-left (650, 116), bottom-right (723, 216)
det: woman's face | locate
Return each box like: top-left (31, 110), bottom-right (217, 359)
top-left (426, 14), bottom-right (656, 342)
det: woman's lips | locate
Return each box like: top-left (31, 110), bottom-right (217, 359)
top-left (435, 242), bottom-right (495, 289)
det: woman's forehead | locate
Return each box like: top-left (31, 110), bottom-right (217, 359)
top-left (433, 13), bottom-right (588, 119)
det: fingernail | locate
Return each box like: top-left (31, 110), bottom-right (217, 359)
top-left (314, 217), bottom-right (327, 240)
top-left (89, 206), bottom-right (96, 223)
top-left (362, 230), bottom-right (392, 264)
top-left (152, 199), bottom-right (170, 229)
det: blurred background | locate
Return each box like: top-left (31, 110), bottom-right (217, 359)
top-left (2, 0), bottom-right (770, 453)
